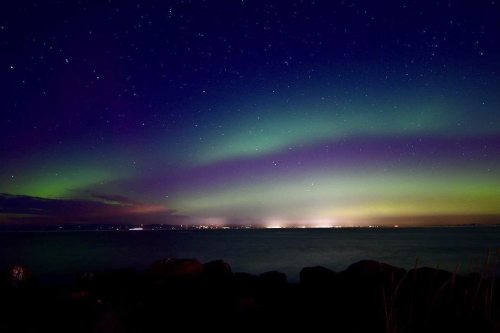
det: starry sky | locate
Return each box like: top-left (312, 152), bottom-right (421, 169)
top-left (1, 1), bottom-right (500, 227)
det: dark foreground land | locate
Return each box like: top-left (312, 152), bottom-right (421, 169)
top-left (0, 259), bottom-right (498, 333)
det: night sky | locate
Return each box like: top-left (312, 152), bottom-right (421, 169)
top-left (1, 1), bottom-right (500, 227)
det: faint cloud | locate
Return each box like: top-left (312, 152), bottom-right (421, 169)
top-left (0, 193), bottom-right (185, 225)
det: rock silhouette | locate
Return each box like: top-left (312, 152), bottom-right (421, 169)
top-left (0, 259), bottom-right (498, 333)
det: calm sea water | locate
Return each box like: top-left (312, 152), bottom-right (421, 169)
top-left (0, 228), bottom-right (499, 282)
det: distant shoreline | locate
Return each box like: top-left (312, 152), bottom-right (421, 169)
top-left (0, 223), bottom-right (499, 232)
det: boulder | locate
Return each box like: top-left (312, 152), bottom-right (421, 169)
top-left (341, 260), bottom-right (407, 289)
top-left (345, 260), bottom-right (406, 278)
top-left (203, 260), bottom-right (233, 280)
top-left (149, 258), bottom-right (204, 280)
top-left (300, 266), bottom-right (337, 286)
top-left (259, 271), bottom-right (287, 287)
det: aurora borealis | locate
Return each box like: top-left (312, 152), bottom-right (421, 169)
top-left (1, 1), bottom-right (500, 227)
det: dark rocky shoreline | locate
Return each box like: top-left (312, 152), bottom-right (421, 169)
top-left (1, 259), bottom-right (498, 333)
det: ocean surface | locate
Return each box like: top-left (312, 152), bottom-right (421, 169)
top-left (0, 227), bottom-right (499, 282)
